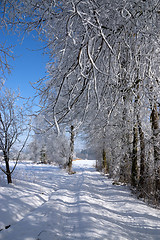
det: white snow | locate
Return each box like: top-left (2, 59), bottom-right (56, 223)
top-left (0, 159), bottom-right (160, 240)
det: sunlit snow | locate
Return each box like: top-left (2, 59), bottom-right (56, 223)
top-left (0, 160), bottom-right (160, 240)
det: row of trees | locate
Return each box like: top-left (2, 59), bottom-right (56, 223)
top-left (0, 0), bottom-right (160, 202)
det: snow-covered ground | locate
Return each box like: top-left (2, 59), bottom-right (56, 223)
top-left (0, 160), bottom-right (160, 240)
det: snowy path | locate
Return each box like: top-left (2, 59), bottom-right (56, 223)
top-left (0, 160), bottom-right (160, 239)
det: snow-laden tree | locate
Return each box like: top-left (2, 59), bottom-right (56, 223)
top-left (1, 0), bottom-right (160, 199)
top-left (0, 86), bottom-right (30, 183)
top-left (1, 0), bottom-right (159, 122)
top-left (0, 2), bottom-right (15, 78)
top-left (29, 113), bottom-right (70, 167)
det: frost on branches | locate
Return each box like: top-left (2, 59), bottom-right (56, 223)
top-left (0, 0), bottom-right (160, 201)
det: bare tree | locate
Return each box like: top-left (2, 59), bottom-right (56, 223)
top-left (0, 86), bottom-right (30, 183)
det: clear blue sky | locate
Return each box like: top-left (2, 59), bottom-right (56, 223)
top-left (0, 30), bottom-right (49, 99)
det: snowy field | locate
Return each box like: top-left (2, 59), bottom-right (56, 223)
top-left (0, 160), bottom-right (160, 240)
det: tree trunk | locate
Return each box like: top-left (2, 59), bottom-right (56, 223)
top-left (102, 148), bottom-right (108, 174)
top-left (137, 115), bottom-right (145, 189)
top-left (119, 99), bottom-right (132, 183)
top-left (131, 124), bottom-right (138, 187)
top-left (150, 103), bottom-right (160, 198)
top-left (68, 125), bottom-right (75, 174)
top-left (40, 147), bottom-right (47, 164)
top-left (5, 157), bottom-right (12, 184)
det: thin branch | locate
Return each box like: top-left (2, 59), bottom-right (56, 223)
top-left (11, 127), bottom-right (31, 174)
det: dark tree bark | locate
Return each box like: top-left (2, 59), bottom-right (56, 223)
top-left (68, 125), bottom-right (75, 174)
top-left (119, 97), bottom-right (132, 183)
top-left (131, 124), bottom-right (138, 187)
top-left (5, 155), bottom-right (12, 184)
top-left (137, 115), bottom-right (145, 189)
top-left (150, 103), bottom-right (160, 198)
top-left (102, 148), bottom-right (108, 174)
top-left (40, 147), bottom-right (47, 164)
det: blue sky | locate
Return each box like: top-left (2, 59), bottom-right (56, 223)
top-left (0, 30), bottom-right (49, 99)
top-left (0, 30), bottom-right (85, 151)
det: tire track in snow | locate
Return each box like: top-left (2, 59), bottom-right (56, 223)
top-left (47, 169), bottom-right (85, 239)
top-left (0, 188), bottom-right (56, 234)
top-left (1, 161), bottom-right (160, 240)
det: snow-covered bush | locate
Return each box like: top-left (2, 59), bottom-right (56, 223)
top-left (29, 130), bottom-right (70, 167)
